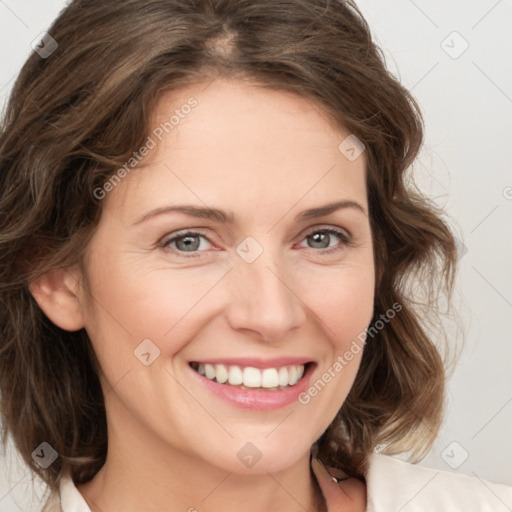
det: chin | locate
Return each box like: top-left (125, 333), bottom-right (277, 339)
top-left (196, 435), bottom-right (313, 476)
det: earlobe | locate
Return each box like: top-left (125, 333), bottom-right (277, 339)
top-left (29, 267), bottom-right (85, 331)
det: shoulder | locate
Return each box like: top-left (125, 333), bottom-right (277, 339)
top-left (365, 453), bottom-right (512, 512)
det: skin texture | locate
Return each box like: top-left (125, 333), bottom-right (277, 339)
top-left (31, 77), bottom-right (374, 512)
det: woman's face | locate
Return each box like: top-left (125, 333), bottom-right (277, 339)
top-left (78, 77), bottom-right (375, 474)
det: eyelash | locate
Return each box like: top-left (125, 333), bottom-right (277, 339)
top-left (160, 226), bottom-right (354, 257)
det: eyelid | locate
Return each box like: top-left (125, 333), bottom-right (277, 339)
top-left (158, 228), bottom-right (215, 252)
top-left (299, 224), bottom-right (352, 240)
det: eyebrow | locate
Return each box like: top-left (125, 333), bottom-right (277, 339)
top-left (134, 200), bottom-right (367, 226)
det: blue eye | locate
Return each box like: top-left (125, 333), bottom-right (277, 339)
top-left (298, 227), bottom-right (352, 253)
top-left (162, 231), bottom-right (212, 253)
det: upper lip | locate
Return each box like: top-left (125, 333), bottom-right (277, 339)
top-left (189, 357), bottom-right (314, 369)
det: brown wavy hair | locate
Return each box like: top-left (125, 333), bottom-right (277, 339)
top-left (0, 0), bottom-right (458, 493)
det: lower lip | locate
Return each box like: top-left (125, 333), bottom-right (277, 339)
top-left (189, 363), bottom-right (315, 410)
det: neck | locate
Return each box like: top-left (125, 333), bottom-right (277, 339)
top-left (77, 422), bottom-right (325, 512)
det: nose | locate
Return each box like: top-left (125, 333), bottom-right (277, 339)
top-left (224, 249), bottom-right (307, 343)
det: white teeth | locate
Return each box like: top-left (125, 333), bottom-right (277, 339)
top-left (288, 365), bottom-right (298, 385)
top-left (228, 366), bottom-right (243, 385)
top-left (215, 364), bottom-right (228, 384)
top-left (194, 363), bottom-right (307, 389)
top-left (278, 367), bottom-right (289, 387)
top-left (261, 368), bottom-right (279, 388)
top-left (204, 364), bottom-right (216, 380)
top-left (291, 365), bottom-right (304, 384)
top-left (243, 367), bottom-right (261, 388)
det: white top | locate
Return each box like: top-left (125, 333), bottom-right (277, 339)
top-left (42, 453), bottom-right (512, 511)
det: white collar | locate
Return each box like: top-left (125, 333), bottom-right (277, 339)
top-left (52, 453), bottom-right (512, 512)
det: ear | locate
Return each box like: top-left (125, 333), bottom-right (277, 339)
top-left (29, 266), bottom-right (85, 331)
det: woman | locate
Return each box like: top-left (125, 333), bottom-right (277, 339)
top-left (0, 1), bottom-right (510, 511)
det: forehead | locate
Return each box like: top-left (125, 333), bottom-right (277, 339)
top-left (151, 77), bottom-right (349, 153)
top-left (109, 77), bottom-right (367, 222)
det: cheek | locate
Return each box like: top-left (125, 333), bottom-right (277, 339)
top-left (304, 261), bottom-right (374, 385)
top-left (81, 246), bottom-right (230, 365)
top-left (324, 278), bottom-right (374, 347)
top-left (294, 265), bottom-right (374, 432)
top-left (305, 261), bottom-right (375, 345)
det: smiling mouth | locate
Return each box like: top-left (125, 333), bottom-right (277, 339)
top-left (189, 361), bottom-right (313, 390)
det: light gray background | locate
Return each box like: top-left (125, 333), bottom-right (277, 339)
top-left (0, 0), bottom-right (511, 510)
